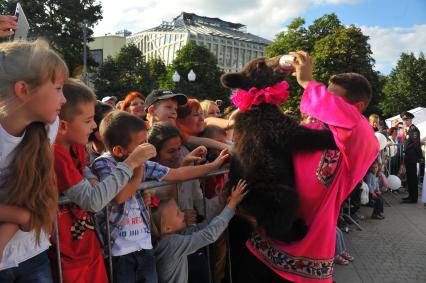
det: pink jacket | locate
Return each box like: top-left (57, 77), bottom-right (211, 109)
top-left (246, 81), bottom-right (379, 282)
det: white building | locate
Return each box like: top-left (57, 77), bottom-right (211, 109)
top-left (126, 12), bottom-right (271, 72)
top-left (88, 34), bottom-right (126, 65)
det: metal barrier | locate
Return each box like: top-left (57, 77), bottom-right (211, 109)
top-left (54, 168), bottom-right (230, 283)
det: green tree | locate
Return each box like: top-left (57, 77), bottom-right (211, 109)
top-left (265, 17), bottom-right (310, 56)
top-left (379, 52), bottom-right (426, 116)
top-left (1, 0), bottom-right (102, 74)
top-left (92, 44), bottom-right (149, 100)
top-left (311, 26), bottom-right (382, 114)
top-left (265, 13), bottom-right (381, 114)
top-left (91, 56), bottom-right (121, 98)
top-left (92, 44), bottom-right (171, 100)
top-left (147, 58), bottom-right (168, 91)
top-left (163, 41), bottom-right (228, 102)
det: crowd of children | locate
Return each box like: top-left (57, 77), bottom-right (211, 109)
top-left (0, 39), bottom-right (244, 283)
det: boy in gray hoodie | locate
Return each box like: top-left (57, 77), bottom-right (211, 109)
top-left (152, 180), bottom-right (247, 283)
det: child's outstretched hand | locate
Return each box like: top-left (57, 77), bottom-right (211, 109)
top-left (228, 180), bottom-right (248, 210)
top-left (182, 146), bottom-right (207, 166)
top-left (183, 209), bottom-right (197, 225)
top-left (124, 143), bottom-right (157, 169)
top-left (211, 149), bottom-right (230, 170)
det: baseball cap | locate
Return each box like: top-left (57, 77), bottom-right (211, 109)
top-left (101, 96), bottom-right (118, 103)
top-left (400, 111), bottom-right (414, 120)
top-left (144, 89), bottom-right (188, 111)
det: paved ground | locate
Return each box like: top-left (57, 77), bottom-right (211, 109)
top-left (334, 189), bottom-right (426, 283)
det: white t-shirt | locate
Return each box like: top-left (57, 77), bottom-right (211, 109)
top-left (0, 117), bottom-right (59, 270)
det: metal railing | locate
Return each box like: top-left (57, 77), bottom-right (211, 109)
top-left (54, 168), bottom-right (231, 283)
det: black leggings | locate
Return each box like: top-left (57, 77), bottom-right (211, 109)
top-left (228, 216), bottom-right (294, 283)
top-left (236, 246), bottom-right (294, 283)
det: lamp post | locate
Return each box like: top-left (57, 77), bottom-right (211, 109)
top-left (172, 69), bottom-right (196, 92)
top-left (80, 19), bottom-right (89, 85)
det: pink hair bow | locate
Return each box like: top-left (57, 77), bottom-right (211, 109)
top-left (231, 81), bottom-right (290, 111)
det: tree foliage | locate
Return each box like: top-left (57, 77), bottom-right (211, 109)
top-left (92, 44), bottom-right (169, 100)
top-left (0, 0), bottom-right (102, 74)
top-left (265, 13), bottom-right (381, 115)
top-left (162, 41), bottom-right (228, 102)
top-left (379, 52), bottom-right (426, 116)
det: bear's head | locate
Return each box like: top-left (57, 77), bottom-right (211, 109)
top-left (220, 56), bottom-right (289, 91)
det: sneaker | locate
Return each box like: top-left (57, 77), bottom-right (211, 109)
top-left (341, 251), bottom-right (355, 262)
top-left (334, 255), bottom-right (349, 265)
top-left (371, 214), bottom-right (384, 220)
top-left (379, 213), bottom-right (385, 219)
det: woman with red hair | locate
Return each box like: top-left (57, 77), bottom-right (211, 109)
top-left (120, 91), bottom-right (146, 120)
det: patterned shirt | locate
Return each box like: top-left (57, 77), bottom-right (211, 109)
top-left (92, 152), bottom-right (170, 256)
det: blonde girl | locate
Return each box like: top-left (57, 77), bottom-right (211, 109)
top-left (200, 99), bottom-right (221, 118)
top-left (0, 40), bottom-right (68, 282)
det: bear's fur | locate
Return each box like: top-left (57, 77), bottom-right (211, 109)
top-left (221, 56), bottom-right (337, 242)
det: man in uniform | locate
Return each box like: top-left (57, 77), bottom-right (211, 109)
top-left (401, 111), bottom-right (422, 203)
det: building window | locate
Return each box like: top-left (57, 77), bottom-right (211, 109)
top-left (238, 49), bottom-right (244, 69)
top-left (218, 45), bottom-right (225, 65)
top-left (232, 47), bottom-right (238, 69)
top-left (174, 43), bottom-right (180, 59)
top-left (164, 46), bottom-right (169, 63)
top-left (245, 49), bottom-right (250, 63)
top-left (212, 43), bottom-right (218, 56)
top-left (225, 46), bottom-right (231, 67)
top-left (89, 49), bottom-right (103, 65)
top-left (160, 47), bottom-right (166, 61)
top-left (169, 44), bottom-right (175, 64)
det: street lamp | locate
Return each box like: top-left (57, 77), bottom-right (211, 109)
top-left (172, 71), bottom-right (181, 83)
top-left (172, 70), bottom-right (196, 92)
top-left (188, 69), bottom-right (196, 82)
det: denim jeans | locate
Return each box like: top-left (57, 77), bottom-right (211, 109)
top-left (370, 194), bottom-right (384, 215)
top-left (112, 249), bottom-right (157, 283)
top-left (0, 251), bottom-right (53, 283)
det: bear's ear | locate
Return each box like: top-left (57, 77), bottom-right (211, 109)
top-left (220, 72), bottom-right (249, 89)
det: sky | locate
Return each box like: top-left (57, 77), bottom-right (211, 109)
top-left (93, 0), bottom-right (426, 75)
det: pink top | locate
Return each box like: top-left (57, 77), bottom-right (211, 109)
top-left (246, 81), bottom-right (379, 282)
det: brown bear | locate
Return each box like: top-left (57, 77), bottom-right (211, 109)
top-left (221, 55), bottom-right (337, 242)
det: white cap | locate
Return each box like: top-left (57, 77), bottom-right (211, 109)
top-left (101, 96), bottom-right (117, 103)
